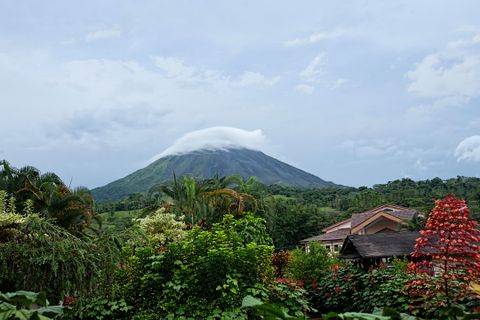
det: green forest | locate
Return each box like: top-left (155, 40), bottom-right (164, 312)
top-left (98, 174), bottom-right (480, 248)
top-left (1, 160), bottom-right (480, 319)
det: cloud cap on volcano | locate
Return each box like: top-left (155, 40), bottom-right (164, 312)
top-left (153, 127), bottom-right (267, 160)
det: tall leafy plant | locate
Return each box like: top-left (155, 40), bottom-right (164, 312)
top-left (0, 193), bottom-right (119, 303)
top-left (407, 195), bottom-right (480, 314)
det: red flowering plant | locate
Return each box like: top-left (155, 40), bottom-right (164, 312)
top-left (272, 250), bottom-right (291, 278)
top-left (275, 277), bottom-right (304, 289)
top-left (407, 195), bottom-right (480, 315)
top-left (269, 277), bottom-right (313, 316)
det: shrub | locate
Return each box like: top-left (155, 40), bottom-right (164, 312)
top-left (286, 241), bottom-right (336, 286)
top-left (269, 279), bottom-right (312, 317)
top-left (311, 261), bottom-right (412, 314)
top-left (0, 211), bottom-right (118, 304)
top-left (134, 208), bottom-right (187, 247)
top-left (65, 297), bottom-right (132, 320)
top-left (116, 212), bottom-right (275, 319)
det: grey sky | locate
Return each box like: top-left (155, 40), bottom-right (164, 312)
top-left (1, 1), bottom-right (480, 188)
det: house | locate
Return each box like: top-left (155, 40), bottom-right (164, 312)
top-left (301, 204), bottom-right (418, 253)
top-left (339, 231), bottom-right (420, 268)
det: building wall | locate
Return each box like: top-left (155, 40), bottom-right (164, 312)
top-left (317, 240), bottom-right (344, 254)
top-left (305, 240), bottom-right (344, 254)
top-left (364, 218), bottom-right (400, 234)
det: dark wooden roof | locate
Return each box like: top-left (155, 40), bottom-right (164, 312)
top-left (339, 231), bottom-right (420, 260)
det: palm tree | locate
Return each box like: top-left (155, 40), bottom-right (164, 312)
top-left (0, 160), bottom-right (97, 234)
top-left (204, 187), bottom-right (257, 215)
top-left (149, 175), bottom-right (209, 225)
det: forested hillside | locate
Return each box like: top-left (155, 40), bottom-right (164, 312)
top-left (98, 175), bottom-right (480, 248)
top-left (270, 176), bottom-right (480, 217)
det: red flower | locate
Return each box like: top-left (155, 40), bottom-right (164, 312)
top-left (407, 195), bottom-right (480, 308)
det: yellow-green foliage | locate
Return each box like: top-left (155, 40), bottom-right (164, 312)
top-left (0, 191), bottom-right (25, 239)
top-left (134, 208), bottom-right (187, 245)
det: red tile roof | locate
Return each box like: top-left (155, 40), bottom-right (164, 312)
top-left (351, 205), bottom-right (416, 228)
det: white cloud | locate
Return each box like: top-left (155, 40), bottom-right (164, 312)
top-left (151, 127), bottom-right (267, 160)
top-left (297, 55), bottom-right (348, 91)
top-left (294, 84), bottom-right (315, 94)
top-left (235, 71), bottom-right (279, 87)
top-left (153, 56), bottom-right (198, 80)
top-left (85, 26), bottom-right (123, 42)
top-left (455, 135), bottom-right (480, 162)
top-left (406, 53), bottom-right (480, 99)
top-left (0, 50), bottom-right (281, 186)
top-left (153, 56), bottom-right (278, 87)
top-left (284, 30), bottom-right (342, 47)
top-left (413, 158), bottom-right (444, 172)
top-left (341, 139), bottom-right (401, 158)
top-left (406, 33), bottom-right (480, 102)
top-left (414, 159), bottom-right (428, 171)
top-left (329, 78), bottom-right (349, 90)
top-left (300, 54), bottom-right (327, 82)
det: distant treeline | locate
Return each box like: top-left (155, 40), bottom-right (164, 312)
top-left (271, 176), bottom-right (480, 216)
top-left (95, 176), bottom-right (480, 248)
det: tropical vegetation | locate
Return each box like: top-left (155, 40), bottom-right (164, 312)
top-left (1, 160), bottom-right (480, 319)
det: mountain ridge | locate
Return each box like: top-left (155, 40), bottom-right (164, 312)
top-left (91, 148), bottom-right (340, 202)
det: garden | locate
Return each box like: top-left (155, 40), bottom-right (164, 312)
top-left (1, 162), bottom-right (480, 319)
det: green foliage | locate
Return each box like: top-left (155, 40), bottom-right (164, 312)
top-left (0, 191), bottom-right (25, 241)
top-left (116, 213), bottom-right (275, 319)
top-left (96, 174), bottom-right (480, 249)
top-left (134, 207), bottom-right (187, 246)
top-left (97, 209), bottom-right (140, 232)
top-left (244, 293), bottom-right (480, 319)
top-left (159, 213), bottom-right (274, 317)
top-left (0, 161), bottom-right (97, 234)
top-left (0, 211), bottom-right (119, 303)
top-left (269, 280), bottom-right (313, 318)
top-left (0, 291), bottom-right (63, 320)
top-left (269, 176), bottom-right (480, 222)
top-left (286, 242), bottom-right (337, 285)
top-left (322, 307), bottom-right (418, 320)
top-left (261, 196), bottom-right (346, 248)
top-left (66, 297), bottom-right (132, 320)
top-left (311, 261), bottom-right (412, 314)
top-left (242, 295), bottom-right (307, 319)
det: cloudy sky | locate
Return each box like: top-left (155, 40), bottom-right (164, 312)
top-left (1, 1), bottom-right (480, 188)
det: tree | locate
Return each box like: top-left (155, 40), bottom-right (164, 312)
top-left (1, 160), bottom-right (97, 234)
top-left (148, 175), bottom-right (209, 225)
top-left (408, 195), bottom-right (480, 312)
